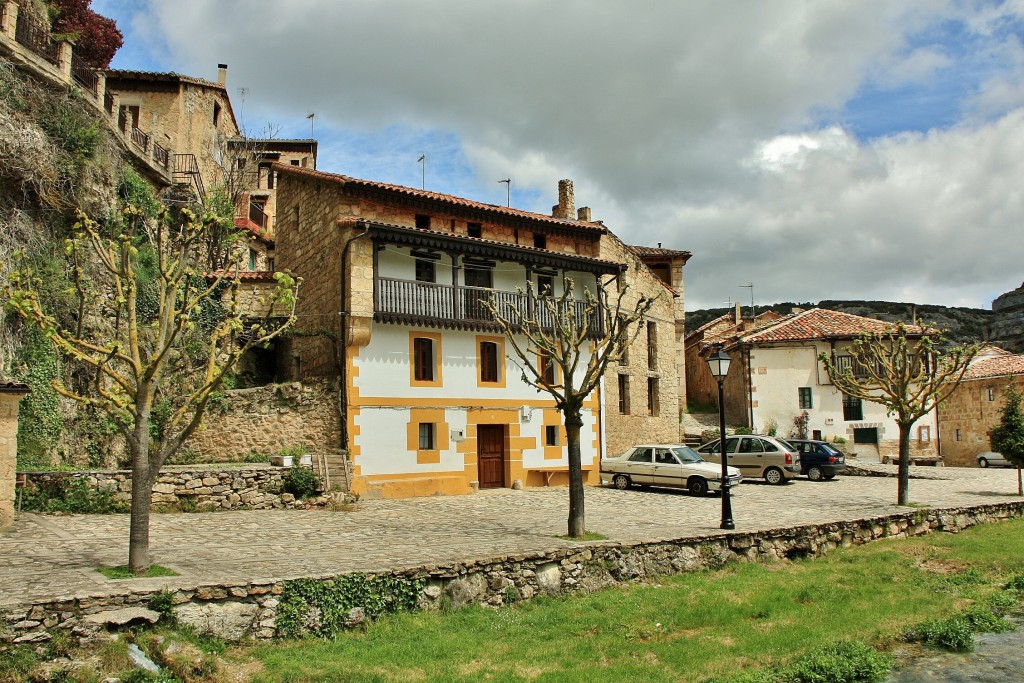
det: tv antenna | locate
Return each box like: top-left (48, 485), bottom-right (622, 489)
top-left (306, 112), bottom-right (315, 138)
top-left (739, 283), bottom-right (755, 318)
top-left (237, 87), bottom-right (248, 130)
top-left (498, 178), bottom-right (511, 206)
top-left (417, 154), bottom-right (426, 189)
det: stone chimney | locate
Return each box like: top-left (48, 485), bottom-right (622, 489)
top-left (217, 63), bottom-right (228, 86)
top-left (553, 179), bottom-right (574, 220)
top-left (734, 302), bottom-right (742, 325)
top-left (577, 207), bottom-right (592, 222)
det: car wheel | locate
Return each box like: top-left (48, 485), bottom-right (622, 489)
top-left (764, 467), bottom-right (785, 485)
top-left (612, 474), bottom-right (631, 490)
top-left (807, 466), bottom-right (824, 482)
top-left (979, 458), bottom-right (989, 468)
top-left (688, 477), bottom-right (709, 496)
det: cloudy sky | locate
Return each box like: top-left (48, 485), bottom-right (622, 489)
top-left (94, 0), bottom-right (1024, 311)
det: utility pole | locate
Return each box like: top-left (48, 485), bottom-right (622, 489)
top-left (418, 155), bottom-right (426, 190)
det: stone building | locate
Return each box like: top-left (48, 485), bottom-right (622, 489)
top-left (686, 308), bottom-right (938, 460)
top-left (103, 65), bottom-right (240, 201)
top-left (271, 168), bottom-right (687, 498)
top-left (991, 281), bottom-right (1024, 353)
top-left (0, 382), bottom-right (30, 530)
top-left (938, 349), bottom-right (1024, 466)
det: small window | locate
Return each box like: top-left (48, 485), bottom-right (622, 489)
top-left (480, 341), bottom-right (499, 383)
top-left (811, 429), bottom-right (822, 440)
top-left (213, 101), bottom-right (221, 126)
top-left (545, 425), bottom-right (560, 446)
top-left (987, 388), bottom-right (995, 401)
top-left (418, 423), bottom-right (435, 450)
top-left (290, 159), bottom-right (300, 166)
top-left (413, 337), bottom-right (435, 382)
top-left (415, 214), bottom-right (431, 230)
top-left (537, 274), bottom-right (554, 296)
top-left (467, 222), bottom-right (482, 238)
top-left (618, 374), bottom-right (630, 414)
top-left (617, 315), bottom-right (630, 365)
top-left (955, 429), bottom-right (962, 441)
top-left (248, 249), bottom-right (257, 270)
top-left (236, 157), bottom-right (246, 170)
top-left (267, 257), bottom-right (275, 271)
top-left (842, 394), bottom-right (863, 421)
top-left (646, 321), bottom-right (657, 370)
top-left (798, 387), bottom-right (813, 409)
top-left (918, 426), bottom-right (931, 443)
top-left (540, 354), bottom-right (556, 385)
top-left (465, 267), bottom-right (492, 289)
top-left (415, 259), bottom-right (435, 283)
top-left (647, 377), bottom-right (659, 416)
top-left (533, 233), bottom-right (547, 249)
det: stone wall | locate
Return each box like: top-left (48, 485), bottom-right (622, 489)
top-left (3, 500), bottom-right (1021, 645)
top-left (21, 465), bottom-right (315, 511)
top-left (939, 375), bottom-right (1024, 466)
top-left (0, 387), bottom-right (30, 529)
top-left (183, 382), bottom-right (340, 461)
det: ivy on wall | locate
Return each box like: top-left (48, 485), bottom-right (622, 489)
top-left (276, 574), bottom-right (426, 639)
top-left (14, 328), bottom-right (61, 469)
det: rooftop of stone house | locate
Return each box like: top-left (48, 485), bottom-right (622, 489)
top-left (275, 165), bottom-right (609, 234)
top-left (628, 244), bottom-right (693, 262)
top-left (738, 308), bottom-right (928, 345)
top-left (962, 353), bottom-right (1024, 380)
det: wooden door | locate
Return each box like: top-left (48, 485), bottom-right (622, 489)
top-left (477, 424), bottom-right (506, 489)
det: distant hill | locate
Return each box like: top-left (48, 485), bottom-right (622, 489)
top-left (686, 300), bottom-right (993, 345)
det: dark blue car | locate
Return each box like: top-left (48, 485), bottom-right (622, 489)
top-left (787, 439), bottom-right (847, 481)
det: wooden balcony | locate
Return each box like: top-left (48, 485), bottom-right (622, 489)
top-left (374, 277), bottom-right (606, 337)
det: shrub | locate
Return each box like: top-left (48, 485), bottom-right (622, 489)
top-left (700, 429), bottom-right (721, 444)
top-left (908, 614), bottom-right (974, 651)
top-left (20, 475), bottom-right (129, 513)
top-left (283, 466), bottom-right (319, 499)
top-left (786, 640), bottom-right (893, 682)
top-left (734, 427), bottom-right (753, 435)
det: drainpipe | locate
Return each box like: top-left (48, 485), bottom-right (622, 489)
top-left (338, 220), bottom-right (371, 452)
top-left (746, 346), bottom-right (754, 429)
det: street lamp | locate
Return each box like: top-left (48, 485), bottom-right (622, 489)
top-left (706, 347), bottom-right (735, 530)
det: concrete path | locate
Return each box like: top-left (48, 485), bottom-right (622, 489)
top-left (1, 466), bottom-right (1020, 610)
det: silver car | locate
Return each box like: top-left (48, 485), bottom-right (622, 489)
top-left (977, 451), bottom-right (1011, 468)
top-left (696, 434), bottom-right (802, 485)
top-left (600, 444), bottom-right (742, 496)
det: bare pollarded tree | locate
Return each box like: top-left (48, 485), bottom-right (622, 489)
top-left (820, 323), bottom-right (979, 506)
top-left (485, 277), bottom-right (656, 537)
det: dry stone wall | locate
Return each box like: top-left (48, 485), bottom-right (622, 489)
top-left (4, 500), bottom-right (1021, 645)
top-left (21, 465), bottom-right (316, 511)
top-left (183, 382), bottom-right (339, 461)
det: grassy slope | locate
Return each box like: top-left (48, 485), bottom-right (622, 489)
top-left (245, 518), bottom-right (1024, 683)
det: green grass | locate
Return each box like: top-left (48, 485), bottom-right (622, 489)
top-left (243, 518), bottom-right (1024, 683)
top-left (98, 564), bottom-right (179, 579)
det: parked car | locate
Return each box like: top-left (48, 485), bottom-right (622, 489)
top-left (600, 444), bottom-right (742, 495)
top-left (786, 439), bottom-right (847, 481)
top-left (695, 435), bottom-right (801, 485)
top-left (976, 451), bottom-right (1011, 468)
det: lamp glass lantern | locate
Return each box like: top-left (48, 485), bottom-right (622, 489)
top-left (707, 348), bottom-right (731, 380)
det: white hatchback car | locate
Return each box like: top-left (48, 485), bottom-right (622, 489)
top-left (600, 444), bottom-right (742, 496)
top-left (976, 451), bottom-right (1011, 468)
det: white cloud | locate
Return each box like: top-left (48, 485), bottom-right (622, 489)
top-left (120, 0), bottom-right (1024, 310)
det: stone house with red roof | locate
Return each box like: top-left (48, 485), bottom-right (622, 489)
top-left (271, 169), bottom-right (688, 498)
top-left (938, 347), bottom-right (1024, 466)
top-left (686, 307), bottom-right (938, 461)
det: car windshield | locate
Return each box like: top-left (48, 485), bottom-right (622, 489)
top-left (670, 447), bottom-right (704, 463)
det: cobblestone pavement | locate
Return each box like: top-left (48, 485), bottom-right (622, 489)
top-left (0, 466), bottom-right (1020, 609)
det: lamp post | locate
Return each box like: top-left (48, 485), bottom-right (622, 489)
top-left (706, 347), bottom-right (735, 530)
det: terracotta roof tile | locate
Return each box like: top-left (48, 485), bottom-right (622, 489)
top-left (628, 245), bottom-right (693, 260)
top-left (739, 308), bottom-right (927, 344)
top-left (0, 381), bottom-right (30, 393)
top-left (963, 354), bottom-right (1024, 380)
top-left (277, 165), bottom-right (606, 233)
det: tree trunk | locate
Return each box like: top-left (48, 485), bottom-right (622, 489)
top-left (128, 444), bottom-right (153, 574)
top-left (897, 421), bottom-right (912, 506)
top-left (564, 407), bottom-right (585, 538)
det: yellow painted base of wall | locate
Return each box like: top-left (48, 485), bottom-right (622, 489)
top-left (352, 467), bottom-right (601, 499)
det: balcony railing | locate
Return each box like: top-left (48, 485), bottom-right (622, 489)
top-left (15, 13), bottom-right (58, 64)
top-left (173, 153), bottom-right (206, 202)
top-left (70, 53), bottom-right (97, 90)
top-left (130, 126), bottom-right (149, 150)
top-left (375, 278), bottom-right (605, 336)
top-left (152, 142), bottom-right (169, 169)
top-left (249, 202), bottom-right (268, 229)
